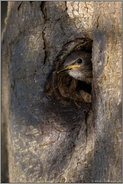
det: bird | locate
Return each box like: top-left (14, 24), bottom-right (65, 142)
top-left (57, 50), bottom-right (92, 84)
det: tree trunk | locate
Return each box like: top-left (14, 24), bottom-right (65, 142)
top-left (2, 2), bottom-right (122, 182)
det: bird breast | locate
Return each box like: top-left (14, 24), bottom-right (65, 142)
top-left (67, 68), bottom-right (83, 81)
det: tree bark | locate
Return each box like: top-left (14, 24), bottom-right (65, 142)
top-left (2, 2), bottom-right (122, 182)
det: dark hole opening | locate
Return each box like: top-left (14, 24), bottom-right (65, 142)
top-left (76, 81), bottom-right (92, 94)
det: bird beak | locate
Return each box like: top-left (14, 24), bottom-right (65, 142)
top-left (57, 64), bottom-right (80, 73)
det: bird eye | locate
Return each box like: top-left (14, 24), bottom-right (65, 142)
top-left (76, 59), bottom-right (83, 64)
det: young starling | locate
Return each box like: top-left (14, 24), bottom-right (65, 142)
top-left (57, 50), bottom-right (92, 83)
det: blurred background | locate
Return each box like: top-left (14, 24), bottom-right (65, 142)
top-left (1, 1), bottom-right (9, 183)
top-left (1, 1), bottom-right (7, 32)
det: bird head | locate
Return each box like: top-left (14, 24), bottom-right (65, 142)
top-left (57, 50), bottom-right (92, 83)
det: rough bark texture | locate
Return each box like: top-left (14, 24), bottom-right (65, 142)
top-left (1, 2), bottom-right (9, 182)
top-left (2, 2), bottom-right (122, 182)
top-left (92, 3), bottom-right (122, 182)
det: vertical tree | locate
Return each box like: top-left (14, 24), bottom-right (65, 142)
top-left (2, 2), bottom-right (121, 182)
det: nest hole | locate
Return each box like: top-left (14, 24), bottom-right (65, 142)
top-left (45, 38), bottom-right (93, 108)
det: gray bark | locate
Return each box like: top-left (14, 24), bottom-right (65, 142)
top-left (2, 2), bottom-right (122, 182)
